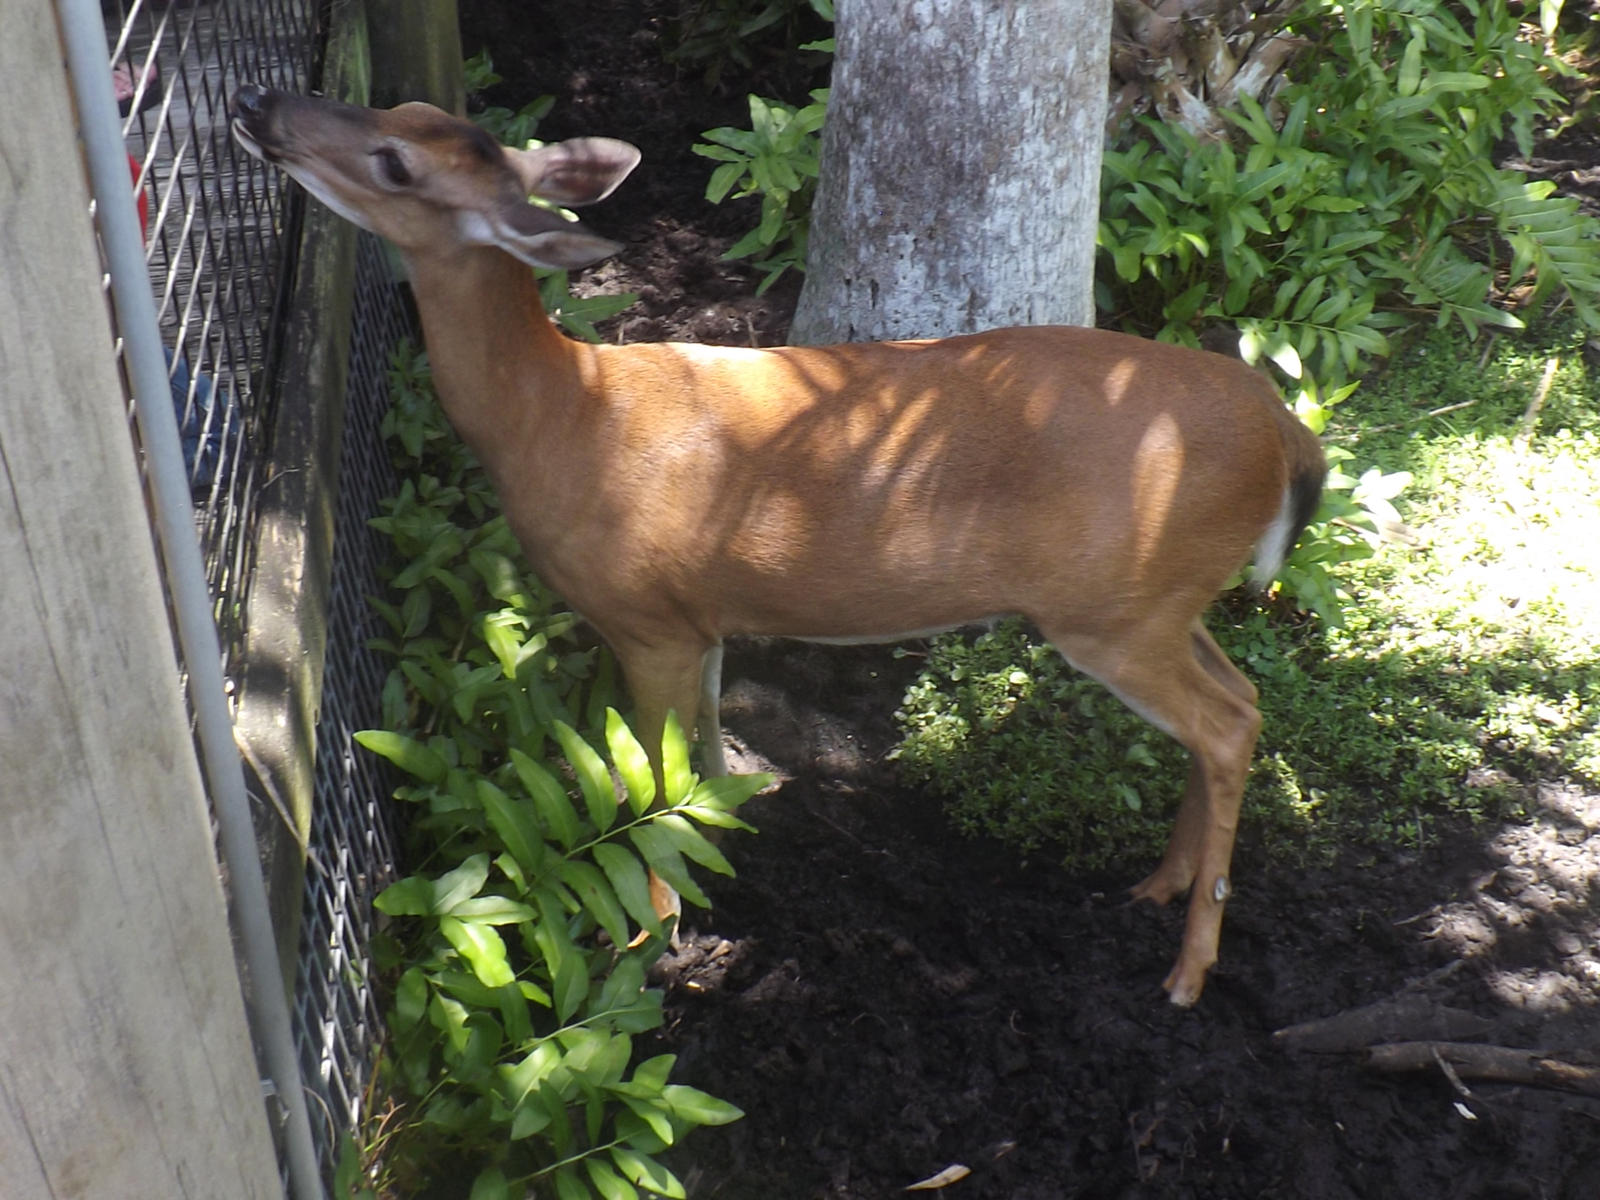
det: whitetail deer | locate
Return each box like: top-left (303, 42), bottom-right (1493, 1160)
top-left (233, 85), bottom-right (1325, 1006)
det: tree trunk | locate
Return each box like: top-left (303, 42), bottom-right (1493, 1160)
top-left (790, 0), bottom-right (1113, 344)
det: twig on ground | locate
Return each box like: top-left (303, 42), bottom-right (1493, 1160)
top-left (1367, 1042), bottom-right (1600, 1098)
top-left (1517, 356), bottom-right (1560, 442)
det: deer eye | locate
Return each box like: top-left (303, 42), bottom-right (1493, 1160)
top-left (372, 146), bottom-right (411, 188)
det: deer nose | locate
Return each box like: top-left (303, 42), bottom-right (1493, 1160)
top-left (233, 82), bottom-right (267, 118)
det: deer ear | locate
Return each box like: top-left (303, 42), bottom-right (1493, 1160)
top-left (480, 200), bottom-right (624, 269)
top-left (505, 137), bottom-right (641, 206)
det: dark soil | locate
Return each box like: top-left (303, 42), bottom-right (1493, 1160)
top-left (458, 4), bottom-right (1600, 1196)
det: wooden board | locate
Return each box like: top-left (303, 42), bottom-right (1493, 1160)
top-left (0, 5), bottom-right (281, 1195)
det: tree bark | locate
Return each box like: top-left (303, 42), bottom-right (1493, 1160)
top-left (790, 0), bottom-right (1113, 344)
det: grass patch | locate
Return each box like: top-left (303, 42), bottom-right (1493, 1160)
top-left (895, 320), bottom-right (1600, 869)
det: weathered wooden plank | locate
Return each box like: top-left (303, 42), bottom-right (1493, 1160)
top-left (0, 6), bottom-right (280, 1196)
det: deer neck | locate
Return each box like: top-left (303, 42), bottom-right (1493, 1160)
top-left (402, 244), bottom-right (586, 470)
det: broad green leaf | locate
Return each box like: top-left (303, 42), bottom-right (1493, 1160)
top-left (652, 813), bottom-right (735, 876)
top-left (447, 895), bottom-right (538, 925)
top-left (553, 720), bottom-right (618, 830)
top-left (554, 1165), bottom-right (591, 1200)
top-left (610, 1148), bottom-right (687, 1200)
top-left (441, 915), bottom-right (515, 988)
top-left (468, 1166), bottom-right (510, 1200)
top-left (555, 859), bottom-right (630, 948)
top-left (660, 710), bottom-right (695, 805)
top-left (434, 853), bottom-right (492, 913)
top-left (584, 1159), bottom-right (638, 1200)
top-left (374, 875), bottom-right (434, 916)
top-left (620, 1096), bottom-right (676, 1146)
top-left (605, 708), bottom-right (656, 815)
top-left (501, 1041), bottom-right (563, 1106)
top-left (393, 966), bottom-right (428, 1032)
top-left (662, 1084), bottom-right (745, 1126)
top-left (1397, 33), bottom-right (1424, 97)
top-left (354, 730), bottom-right (447, 783)
top-left (469, 548), bottom-right (529, 603)
top-left (479, 779), bottom-right (547, 876)
top-left (511, 747), bottom-right (581, 849)
top-left (533, 892), bottom-right (590, 1021)
top-left (627, 826), bottom-right (709, 908)
top-left (592, 842), bottom-right (662, 934)
top-left (687, 771), bottom-right (771, 815)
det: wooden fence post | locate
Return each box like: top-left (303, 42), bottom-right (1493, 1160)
top-left (0, 8), bottom-right (282, 1195)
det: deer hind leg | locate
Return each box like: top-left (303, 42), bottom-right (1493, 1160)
top-left (1129, 622), bottom-right (1259, 906)
top-left (1045, 617), bottom-right (1262, 1007)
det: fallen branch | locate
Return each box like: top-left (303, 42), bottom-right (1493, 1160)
top-left (1367, 1042), bottom-right (1600, 1099)
top-left (1274, 996), bottom-right (1492, 1053)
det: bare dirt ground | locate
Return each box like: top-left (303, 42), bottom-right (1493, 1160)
top-left (457, 3), bottom-right (1600, 1195)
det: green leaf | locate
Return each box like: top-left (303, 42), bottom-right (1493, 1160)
top-left (610, 1148), bottom-right (687, 1200)
top-left (533, 891), bottom-right (590, 1021)
top-left (511, 747), bottom-right (581, 849)
top-left (434, 854), bottom-right (492, 913)
top-left (355, 730), bottom-right (447, 783)
top-left (555, 859), bottom-right (631, 948)
top-left (554, 1165), bottom-right (592, 1200)
top-left (651, 813), bottom-right (735, 876)
top-left (393, 965), bottom-right (428, 1032)
top-left (585, 1159), bottom-right (639, 1200)
top-left (468, 1166), bottom-right (511, 1200)
top-left (661, 1084), bottom-right (744, 1126)
top-left (1397, 32), bottom-right (1424, 97)
top-left (554, 720), bottom-right (618, 830)
top-left (592, 842), bottom-right (662, 934)
top-left (620, 1096), bottom-right (676, 1146)
top-left (374, 875), bottom-right (434, 917)
top-left (660, 710), bottom-right (696, 804)
top-left (606, 709), bottom-right (656, 815)
top-left (440, 915), bottom-right (515, 988)
top-left (687, 772), bottom-right (770, 816)
top-left (447, 895), bottom-right (538, 924)
top-left (479, 779), bottom-right (548, 876)
top-left (627, 825), bottom-right (709, 908)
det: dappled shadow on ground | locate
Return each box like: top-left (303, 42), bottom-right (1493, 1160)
top-left (652, 642), bottom-right (1600, 1200)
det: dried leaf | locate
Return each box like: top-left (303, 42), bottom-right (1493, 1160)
top-left (906, 1164), bottom-right (971, 1191)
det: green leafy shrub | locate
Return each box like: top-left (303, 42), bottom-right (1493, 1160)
top-left (466, 50), bottom-right (556, 148)
top-left (693, 89), bottom-right (829, 293)
top-left (357, 342), bottom-right (770, 1198)
top-left (1098, 0), bottom-right (1600, 389)
top-left (669, 0), bottom-right (833, 87)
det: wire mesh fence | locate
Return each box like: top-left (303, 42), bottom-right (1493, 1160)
top-left (110, 0), bottom-right (318, 635)
top-left (292, 231), bottom-right (409, 1171)
top-left (96, 0), bottom-right (409, 1185)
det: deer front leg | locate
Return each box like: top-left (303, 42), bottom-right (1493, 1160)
top-left (610, 636), bottom-right (720, 939)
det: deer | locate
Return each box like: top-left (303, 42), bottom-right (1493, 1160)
top-left (231, 84), bottom-right (1326, 1006)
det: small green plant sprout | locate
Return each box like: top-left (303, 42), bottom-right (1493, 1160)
top-left (694, 88), bottom-right (829, 292)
